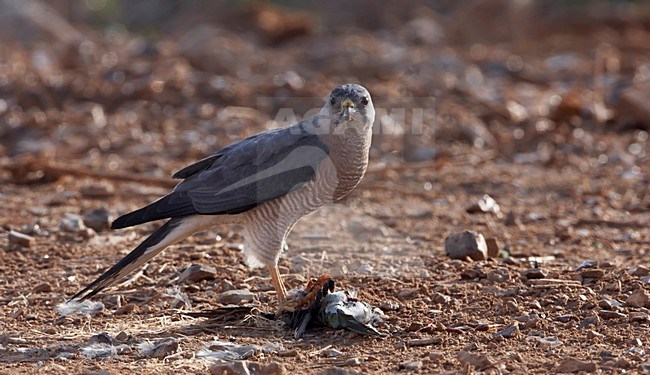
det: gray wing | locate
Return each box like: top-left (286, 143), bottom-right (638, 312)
top-left (111, 125), bottom-right (330, 229)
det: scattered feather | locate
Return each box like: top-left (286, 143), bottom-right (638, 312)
top-left (80, 343), bottom-right (130, 359)
top-left (56, 300), bottom-right (105, 317)
top-left (195, 340), bottom-right (260, 361)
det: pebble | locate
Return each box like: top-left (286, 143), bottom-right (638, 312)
top-left (626, 290), bottom-right (649, 308)
top-left (629, 312), bottom-right (649, 322)
top-left (494, 323), bottom-right (519, 338)
top-left (581, 269), bottom-right (605, 279)
top-left (146, 338), bottom-right (179, 359)
top-left (631, 266), bottom-right (649, 277)
top-left (344, 357), bottom-right (362, 367)
top-left (82, 207), bottom-right (111, 232)
top-left (465, 194), bottom-right (502, 217)
top-left (114, 303), bottom-right (137, 315)
top-left (580, 315), bottom-right (600, 328)
top-left (575, 260), bottom-right (598, 271)
top-left (216, 289), bottom-right (255, 305)
top-left (445, 230), bottom-right (488, 261)
top-left (33, 282), bottom-right (52, 293)
top-left (522, 268), bottom-right (547, 280)
top-left (379, 300), bottom-right (400, 311)
top-left (178, 264), bottom-right (217, 283)
top-left (60, 213), bottom-right (86, 232)
top-left (8, 230), bottom-right (35, 248)
top-left (408, 337), bottom-right (441, 347)
top-left (89, 332), bottom-right (114, 345)
top-left (457, 351), bottom-right (493, 370)
top-left (555, 314), bottom-right (574, 323)
top-left (555, 357), bottom-right (597, 373)
top-left (599, 310), bottom-right (626, 320)
top-left (399, 361), bottom-right (423, 370)
top-left (322, 349), bottom-right (343, 357)
top-left (80, 183), bottom-right (115, 198)
top-left (485, 237), bottom-right (499, 258)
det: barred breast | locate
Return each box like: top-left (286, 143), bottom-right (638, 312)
top-left (240, 128), bottom-right (372, 268)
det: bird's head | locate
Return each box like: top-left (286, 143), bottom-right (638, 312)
top-left (324, 84), bottom-right (375, 133)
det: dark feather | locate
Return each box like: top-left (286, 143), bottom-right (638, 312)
top-left (71, 219), bottom-right (182, 301)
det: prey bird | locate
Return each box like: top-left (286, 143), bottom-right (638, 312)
top-left (70, 84), bottom-right (375, 305)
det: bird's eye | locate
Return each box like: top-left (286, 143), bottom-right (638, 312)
top-left (361, 96), bottom-right (369, 106)
top-left (330, 97), bottom-right (336, 106)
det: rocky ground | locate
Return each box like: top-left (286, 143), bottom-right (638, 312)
top-left (1, 1), bottom-right (649, 374)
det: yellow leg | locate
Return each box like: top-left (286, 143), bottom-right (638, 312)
top-left (267, 265), bottom-right (288, 303)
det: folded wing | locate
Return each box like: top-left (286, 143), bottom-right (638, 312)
top-left (111, 125), bottom-right (329, 229)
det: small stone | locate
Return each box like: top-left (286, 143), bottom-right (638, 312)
top-left (33, 282), bottom-right (52, 293)
top-left (580, 315), bottom-right (600, 328)
top-left (210, 361), bottom-right (250, 375)
top-left (322, 349), bottom-right (343, 357)
top-left (494, 323), bottom-right (519, 338)
top-left (445, 230), bottom-right (488, 261)
top-left (465, 194), bottom-right (502, 217)
top-left (581, 269), bottom-right (605, 279)
top-left (408, 337), bottom-right (441, 347)
top-left (575, 260), bottom-right (598, 271)
top-left (247, 361), bottom-right (286, 375)
top-left (485, 237), bottom-right (499, 258)
top-left (399, 361), bottom-right (423, 370)
top-left (555, 314), bottom-right (575, 323)
top-left (8, 230), bottom-right (35, 248)
top-left (457, 351), bottom-right (493, 370)
top-left (344, 357), bottom-right (362, 367)
top-left (432, 292), bottom-right (451, 304)
top-left (630, 312), bottom-right (649, 322)
top-left (89, 332), bottom-right (114, 345)
top-left (60, 213), bottom-right (86, 232)
top-left (599, 298), bottom-right (622, 310)
top-left (114, 303), bottom-right (137, 315)
top-left (216, 289), bottom-right (255, 305)
top-left (83, 207), bottom-right (111, 232)
top-left (379, 300), bottom-right (400, 311)
top-left (430, 352), bottom-right (444, 362)
top-left (397, 288), bottom-right (419, 301)
top-left (115, 331), bottom-right (129, 342)
top-left (80, 183), bottom-right (115, 198)
top-left (522, 268), bottom-right (547, 280)
top-left (146, 338), bottom-right (179, 359)
top-left (632, 266), bottom-right (650, 277)
top-left (627, 290), bottom-right (649, 308)
top-left (599, 310), bottom-right (626, 320)
top-left (555, 357), bottom-right (597, 373)
top-left (178, 264), bottom-right (217, 283)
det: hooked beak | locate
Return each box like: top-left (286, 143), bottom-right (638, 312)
top-left (341, 98), bottom-right (355, 121)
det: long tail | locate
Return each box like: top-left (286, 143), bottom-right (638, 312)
top-left (70, 216), bottom-right (200, 302)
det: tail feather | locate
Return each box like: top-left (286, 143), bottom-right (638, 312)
top-left (70, 218), bottom-right (185, 302)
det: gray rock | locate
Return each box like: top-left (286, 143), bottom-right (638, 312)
top-left (465, 194), bottom-right (502, 217)
top-left (495, 323), bottom-right (520, 338)
top-left (8, 230), bottom-right (35, 247)
top-left (178, 264), bottom-right (217, 283)
top-left (60, 213), bottom-right (86, 232)
top-left (445, 231), bottom-right (488, 261)
top-left (83, 207), bottom-right (111, 232)
top-left (216, 289), bottom-right (255, 305)
top-left (142, 338), bottom-right (178, 359)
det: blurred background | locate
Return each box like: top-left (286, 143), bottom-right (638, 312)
top-left (0, 0), bottom-right (648, 183)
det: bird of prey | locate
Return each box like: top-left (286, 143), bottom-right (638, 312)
top-left (70, 84), bottom-right (375, 305)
